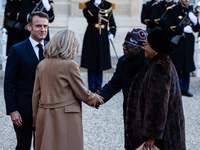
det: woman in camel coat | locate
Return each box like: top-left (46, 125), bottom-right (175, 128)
top-left (32, 29), bottom-right (104, 150)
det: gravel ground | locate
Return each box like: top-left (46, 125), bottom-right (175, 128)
top-left (0, 70), bottom-right (199, 150)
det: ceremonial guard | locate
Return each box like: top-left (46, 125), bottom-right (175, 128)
top-left (80, 0), bottom-right (116, 93)
top-left (141, 0), bottom-right (160, 33)
top-left (166, 0), bottom-right (200, 97)
top-left (151, 0), bottom-right (176, 28)
top-left (4, 0), bottom-right (55, 55)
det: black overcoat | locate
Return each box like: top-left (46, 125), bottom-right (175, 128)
top-left (126, 53), bottom-right (186, 150)
top-left (166, 3), bottom-right (200, 73)
top-left (81, 0), bottom-right (116, 71)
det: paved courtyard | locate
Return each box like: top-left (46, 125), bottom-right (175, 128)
top-left (0, 70), bottom-right (199, 150)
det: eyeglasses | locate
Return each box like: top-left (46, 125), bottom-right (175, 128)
top-left (122, 43), bottom-right (142, 49)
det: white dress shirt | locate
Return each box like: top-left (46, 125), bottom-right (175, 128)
top-left (29, 36), bottom-right (44, 60)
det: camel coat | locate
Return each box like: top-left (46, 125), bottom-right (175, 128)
top-left (32, 58), bottom-right (98, 150)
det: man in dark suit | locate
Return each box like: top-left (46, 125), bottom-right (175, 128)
top-left (4, 11), bottom-right (49, 150)
top-left (4, 0), bottom-right (54, 55)
top-left (99, 28), bottom-right (148, 150)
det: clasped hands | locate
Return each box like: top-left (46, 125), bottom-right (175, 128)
top-left (90, 92), bottom-right (104, 109)
top-left (88, 90), bottom-right (104, 109)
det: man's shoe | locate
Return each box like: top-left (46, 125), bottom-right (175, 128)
top-left (181, 90), bottom-right (193, 97)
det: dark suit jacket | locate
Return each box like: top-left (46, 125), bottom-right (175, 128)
top-left (4, 38), bottom-right (47, 120)
top-left (100, 52), bottom-right (147, 121)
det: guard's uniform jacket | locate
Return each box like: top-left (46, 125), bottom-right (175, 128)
top-left (151, 0), bottom-right (176, 28)
top-left (81, 0), bottom-right (116, 71)
top-left (141, 0), bottom-right (158, 32)
top-left (166, 2), bottom-right (200, 73)
top-left (4, 0), bottom-right (54, 55)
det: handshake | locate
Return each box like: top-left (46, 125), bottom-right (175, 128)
top-left (89, 90), bottom-right (104, 109)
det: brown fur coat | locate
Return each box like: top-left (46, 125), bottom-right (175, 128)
top-left (126, 53), bottom-right (186, 150)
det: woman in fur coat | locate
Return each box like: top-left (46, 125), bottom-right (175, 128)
top-left (126, 27), bottom-right (186, 150)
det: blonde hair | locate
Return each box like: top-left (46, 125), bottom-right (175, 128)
top-left (44, 28), bottom-right (80, 60)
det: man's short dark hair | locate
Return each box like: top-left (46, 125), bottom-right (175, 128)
top-left (28, 11), bottom-right (49, 25)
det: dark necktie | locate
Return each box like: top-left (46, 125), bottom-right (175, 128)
top-left (37, 43), bottom-right (44, 61)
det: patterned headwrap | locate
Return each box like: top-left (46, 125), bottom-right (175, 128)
top-left (125, 28), bottom-right (148, 47)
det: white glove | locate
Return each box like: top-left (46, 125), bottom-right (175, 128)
top-left (183, 25), bottom-right (193, 33)
top-left (42, 0), bottom-right (51, 11)
top-left (108, 34), bottom-right (114, 41)
top-left (188, 12), bottom-right (197, 26)
top-left (94, 0), bottom-right (102, 7)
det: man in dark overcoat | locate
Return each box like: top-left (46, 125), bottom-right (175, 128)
top-left (80, 0), bottom-right (116, 93)
top-left (4, 11), bottom-right (48, 150)
top-left (141, 0), bottom-right (160, 33)
top-left (99, 29), bottom-right (148, 150)
top-left (165, 0), bottom-right (200, 97)
top-left (4, 0), bottom-right (54, 55)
